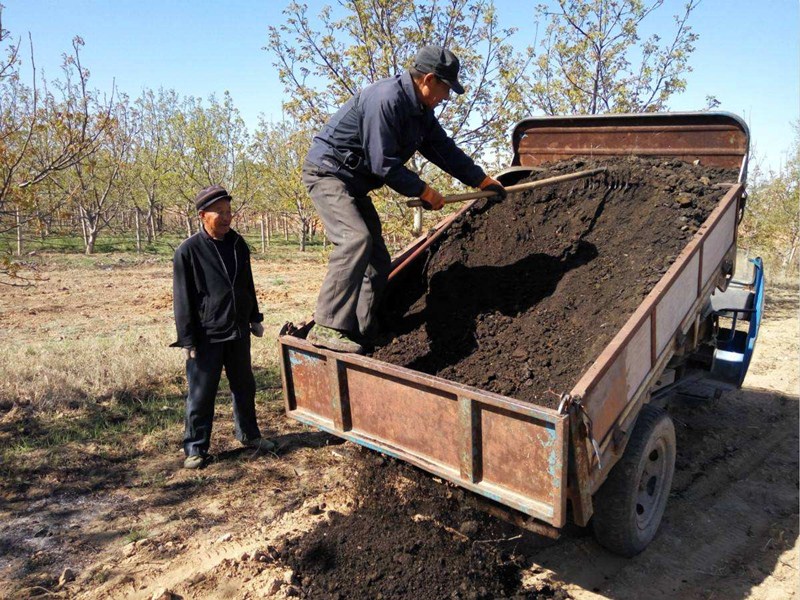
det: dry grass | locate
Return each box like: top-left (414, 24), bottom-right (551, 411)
top-left (0, 250), bottom-right (326, 493)
top-left (0, 328), bottom-right (181, 407)
top-left (0, 249), bottom-right (325, 408)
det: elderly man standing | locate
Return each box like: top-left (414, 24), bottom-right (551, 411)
top-left (172, 185), bottom-right (274, 469)
top-left (302, 45), bottom-right (506, 354)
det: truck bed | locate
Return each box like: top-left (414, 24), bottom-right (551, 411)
top-left (279, 112), bottom-right (749, 529)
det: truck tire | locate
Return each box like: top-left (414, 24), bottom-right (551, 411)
top-left (591, 404), bottom-right (676, 557)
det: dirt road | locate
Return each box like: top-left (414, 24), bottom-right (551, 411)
top-left (0, 258), bottom-right (796, 599)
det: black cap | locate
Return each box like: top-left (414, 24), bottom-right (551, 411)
top-left (413, 45), bottom-right (465, 94)
top-left (195, 184), bottom-right (231, 212)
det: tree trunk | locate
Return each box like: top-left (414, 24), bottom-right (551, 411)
top-left (145, 208), bottom-right (154, 243)
top-left (134, 208), bottom-right (142, 253)
top-left (299, 219), bottom-right (307, 252)
top-left (85, 227), bottom-right (97, 255)
top-left (80, 207), bottom-right (89, 248)
top-left (38, 215), bottom-right (49, 239)
top-left (283, 215), bottom-right (289, 242)
top-left (266, 214), bottom-right (272, 246)
top-left (185, 213), bottom-right (193, 238)
top-left (784, 235), bottom-right (798, 273)
top-left (260, 213), bottom-right (266, 253)
top-left (15, 207), bottom-right (22, 256)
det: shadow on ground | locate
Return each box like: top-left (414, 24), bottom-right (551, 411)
top-left (0, 363), bottom-right (312, 597)
top-left (523, 387), bottom-right (799, 599)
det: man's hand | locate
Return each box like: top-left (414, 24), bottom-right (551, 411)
top-left (250, 322), bottom-right (264, 338)
top-left (420, 184), bottom-right (445, 211)
top-left (479, 176), bottom-right (507, 201)
top-left (182, 346), bottom-right (196, 360)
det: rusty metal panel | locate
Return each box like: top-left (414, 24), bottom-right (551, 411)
top-left (581, 349), bottom-right (629, 445)
top-left (701, 202), bottom-right (737, 288)
top-left (344, 363), bottom-right (461, 468)
top-left (511, 113), bottom-right (749, 171)
top-left (458, 396), bottom-right (478, 482)
top-left (568, 406), bottom-right (594, 526)
top-left (578, 316), bottom-right (653, 443)
top-left (284, 346), bottom-right (335, 425)
top-left (625, 319), bottom-right (652, 400)
top-left (480, 405), bottom-right (568, 525)
top-left (280, 336), bottom-right (569, 526)
top-left (656, 252), bottom-right (700, 356)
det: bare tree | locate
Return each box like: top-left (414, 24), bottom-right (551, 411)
top-left (253, 118), bottom-right (315, 250)
top-left (0, 22), bottom-right (113, 230)
top-left (527, 0), bottom-right (702, 115)
top-left (168, 93), bottom-right (253, 239)
top-left (58, 97), bottom-right (136, 254)
top-left (129, 88), bottom-right (181, 248)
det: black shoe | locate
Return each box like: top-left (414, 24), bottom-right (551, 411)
top-left (242, 437), bottom-right (276, 452)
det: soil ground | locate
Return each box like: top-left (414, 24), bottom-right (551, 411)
top-left (373, 157), bottom-right (738, 407)
top-left (0, 246), bottom-right (797, 597)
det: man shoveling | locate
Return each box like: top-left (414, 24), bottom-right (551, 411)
top-left (302, 45), bottom-right (506, 354)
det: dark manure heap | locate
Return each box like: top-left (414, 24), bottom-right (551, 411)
top-left (372, 156), bottom-right (738, 408)
top-left (276, 454), bottom-right (564, 600)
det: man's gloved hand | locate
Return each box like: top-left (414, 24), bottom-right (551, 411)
top-left (250, 322), bottom-right (264, 337)
top-left (479, 176), bottom-right (507, 201)
top-left (182, 346), bottom-right (196, 360)
top-left (420, 184), bottom-right (445, 211)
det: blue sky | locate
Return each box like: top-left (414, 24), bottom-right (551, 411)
top-left (5, 0), bottom-right (798, 172)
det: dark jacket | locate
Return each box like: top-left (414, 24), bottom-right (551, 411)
top-left (171, 227), bottom-right (263, 348)
top-left (305, 70), bottom-right (486, 198)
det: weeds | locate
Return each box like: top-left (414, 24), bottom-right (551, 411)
top-left (124, 528), bottom-right (150, 544)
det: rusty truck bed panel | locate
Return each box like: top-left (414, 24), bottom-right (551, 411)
top-left (511, 112), bottom-right (749, 171)
top-left (280, 339), bottom-right (569, 526)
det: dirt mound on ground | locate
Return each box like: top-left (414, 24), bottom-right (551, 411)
top-left (373, 157), bottom-right (738, 408)
top-left (276, 454), bottom-right (570, 599)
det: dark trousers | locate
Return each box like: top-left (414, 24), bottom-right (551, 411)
top-left (301, 163), bottom-right (392, 336)
top-left (183, 335), bottom-right (261, 457)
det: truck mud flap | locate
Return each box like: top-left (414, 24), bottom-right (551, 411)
top-left (280, 338), bottom-right (570, 528)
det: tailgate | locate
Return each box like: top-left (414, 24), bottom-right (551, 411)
top-left (511, 111), bottom-right (749, 173)
top-left (280, 336), bottom-right (570, 527)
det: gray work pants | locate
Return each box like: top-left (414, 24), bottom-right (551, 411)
top-left (302, 162), bottom-right (391, 336)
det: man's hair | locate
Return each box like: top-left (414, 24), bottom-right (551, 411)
top-left (409, 67), bottom-right (425, 80)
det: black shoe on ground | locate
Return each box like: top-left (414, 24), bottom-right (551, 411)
top-left (242, 437), bottom-right (276, 452)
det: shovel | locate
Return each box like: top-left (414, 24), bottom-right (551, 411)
top-left (406, 166), bottom-right (608, 209)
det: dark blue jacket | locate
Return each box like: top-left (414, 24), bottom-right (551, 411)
top-left (171, 227), bottom-right (263, 348)
top-left (305, 71), bottom-right (486, 197)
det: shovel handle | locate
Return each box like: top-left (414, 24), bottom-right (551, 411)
top-left (405, 167), bottom-right (607, 208)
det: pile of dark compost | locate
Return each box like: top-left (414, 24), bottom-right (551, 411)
top-left (372, 157), bottom-right (738, 408)
top-left (277, 454), bottom-right (568, 599)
